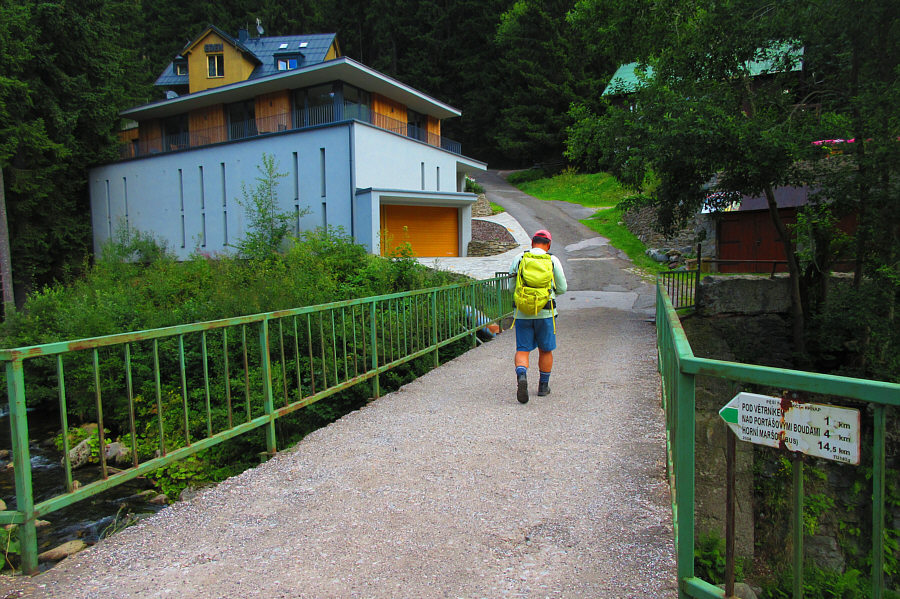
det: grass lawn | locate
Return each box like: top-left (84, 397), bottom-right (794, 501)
top-left (514, 171), bottom-right (631, 208)
top-left (490, 202), bottom-right (505, 214)
top-left (509, 171), bottom-right (668, 275)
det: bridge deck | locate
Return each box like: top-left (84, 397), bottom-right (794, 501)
top-left (6, 306), bottom-right (675, 598)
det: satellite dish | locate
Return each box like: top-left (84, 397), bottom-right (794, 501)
top-left (166, 91), bottom-right (178, 99)
top-left (256, 18), bottom-right (264, 35)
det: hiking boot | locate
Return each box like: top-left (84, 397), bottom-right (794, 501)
top-left (516, 372), bottom-right (529, 404)
top-left (537, 381), bottom-right (551, 397)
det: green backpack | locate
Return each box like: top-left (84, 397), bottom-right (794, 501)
top-left (513, 252), bottom-right (555, 316)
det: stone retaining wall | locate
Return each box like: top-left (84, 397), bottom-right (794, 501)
top-left (623, 206), bottom-right (717, 258)
top-left (471, 194), bottom-right (493, 217)
top-left (467, 240), bottom-right (519, 257)
top-left (697, 275), bottom-right (791, 315)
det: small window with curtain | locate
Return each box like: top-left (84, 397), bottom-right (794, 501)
top-left (208, 54), bottom-right (224, 78)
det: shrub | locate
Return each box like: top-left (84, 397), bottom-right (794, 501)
top-left (506, 168), bottom-right (547, 185)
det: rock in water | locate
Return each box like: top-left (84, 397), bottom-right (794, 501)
top-left (38, 539), bottom-right (87, 562)
top-left (66, 439), bottom-right (92, 469)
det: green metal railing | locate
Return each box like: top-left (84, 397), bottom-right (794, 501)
top-left (1, 275), bottom-right (515, 572)
top-left (656, 281), bottom-right (899, 598)
top-left (659, 269), bottom-right (701, 310)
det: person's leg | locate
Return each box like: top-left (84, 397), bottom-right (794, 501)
top-left (514, 320), bottom-right (537, 403)
top-left (515, 351), bottom-right (530, 369)
top-left (537, 350), bottom-right (553, 372)
top-left (535, 318), bottom-right (557, 396)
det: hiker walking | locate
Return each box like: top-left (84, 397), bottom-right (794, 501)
top-left (509, 229), bottom-right (567, 403)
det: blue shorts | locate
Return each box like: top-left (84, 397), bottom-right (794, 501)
top-left (515, 317), bottom-right (556, 352)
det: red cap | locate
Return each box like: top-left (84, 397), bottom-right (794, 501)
top-left (533, 229), bottom-right (552, 242)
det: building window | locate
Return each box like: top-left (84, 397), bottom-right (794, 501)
top-left (174, 61), bottom-right (188, 76)
top-left (208, 54), bottom-right (224, 78)
top-left (276, 55), bottom-right (299, 71)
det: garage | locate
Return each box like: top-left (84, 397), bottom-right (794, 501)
top-left (380, 204), bottom-right (459, 257)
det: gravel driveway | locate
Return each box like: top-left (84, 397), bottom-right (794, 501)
top-left (1, 307), bottom-right (676, 598)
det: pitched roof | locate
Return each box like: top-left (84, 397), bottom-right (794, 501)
top-left (154, 28), bottom-right (338, 88)
top-left (601, 63), bottom-right (655, 96)
top-left (602, 43), bottom-right (804, 97)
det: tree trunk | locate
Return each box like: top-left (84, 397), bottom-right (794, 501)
top-left (764, 184), bottom-right (805, 354)
top-left (0, 166), bottom-right (15, 316)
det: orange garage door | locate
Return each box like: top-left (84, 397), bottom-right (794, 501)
top-left (380, 204), bottom-right (459, 257)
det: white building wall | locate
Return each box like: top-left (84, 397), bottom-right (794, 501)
top-left (90, 124), bottom-right (353, 260)
top-left (352, 123), bottom-right (462, 192)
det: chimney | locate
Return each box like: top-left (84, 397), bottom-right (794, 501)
top-left (238, 28), bottom-right (249, 43)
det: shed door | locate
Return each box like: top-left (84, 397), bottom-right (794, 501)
top-left (380, 205), bottom-right (459, 257)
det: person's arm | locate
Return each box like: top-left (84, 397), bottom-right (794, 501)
top-left (509, 254), bottom-right (522, 275)
top-left (552, 256), bottom-right (567, 295)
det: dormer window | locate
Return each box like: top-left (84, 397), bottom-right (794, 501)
top-left (174, 60), bottom-right (188, 76)
top-left (207, 54), bottom-right (224, 78)
top-left (276, 54), bottom-right (301, 71)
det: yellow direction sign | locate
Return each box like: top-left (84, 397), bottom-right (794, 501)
top-left (719, 392), bottom-right (861, 465)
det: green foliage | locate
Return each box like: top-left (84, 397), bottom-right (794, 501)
top-left (0, 525), bottom-right (19, 571)
top-left (807, 281), bottom-right (900, 383)
top-left (1, 225), bottom-right (469, 497)
top-left (694, 531), bottom-right (745, 585)
top-left (506, 169), bottom-right (548, 185)
top-left (512, 169), bottom-right (630, 208)
top-left (464, 175), bottom-right (484, 194)
top-left (100, 505), bottom-right (140, 540)
top-left (235, 154), bottom-right (300, 261)
top-left (761, 566), bottom-right (867, 599)
top-left (0, 0), bottom-right (149, 292)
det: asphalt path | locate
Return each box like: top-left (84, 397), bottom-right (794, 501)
top-left (477, 171), bottom-right (656, 314)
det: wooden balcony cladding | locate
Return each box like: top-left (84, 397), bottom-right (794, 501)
top-left (139, 119), bottom-right (163, 153)
top-left (117, 127), bottom-right (139, 145)
top-left (373, 93), bottom-right (406, 120)
top-left (256, 91), bottom-right (291, 132)
top-left (189, 104), bottom-right (227, 146)
top-left (427, 115), bottom-right (440, 141)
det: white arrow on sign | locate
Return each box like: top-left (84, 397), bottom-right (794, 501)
top-left (719, 392), bottom-right (860, 465)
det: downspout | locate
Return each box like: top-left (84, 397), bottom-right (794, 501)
top-left (348, 122), bottom-right (355, 238)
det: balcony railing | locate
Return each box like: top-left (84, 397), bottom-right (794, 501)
top-left (119, 102), bottom-right (462, 159)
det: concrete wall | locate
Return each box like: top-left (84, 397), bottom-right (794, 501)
top-left (90, 124), bottom-right (354, 259)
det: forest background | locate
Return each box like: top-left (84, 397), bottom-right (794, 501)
top-left (0, 0), bottom-right (604, 297)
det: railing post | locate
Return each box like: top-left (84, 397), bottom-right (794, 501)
top-left (872, 404), bottom-right (886, 599)
top-left (469, 282), bottom-right (477, 348)
top-left (6, 359), bottom-right (37, 574)
top-left (370, 301), bottom-right (380, 399)
top-left (674, 368), bottom-right (696, 598)
top-left (259, 318), bottom-right (277, 455)
top-left (792, 453), bottom-right (804, 599)
top-left (431, 290), bottom-right (439, 367)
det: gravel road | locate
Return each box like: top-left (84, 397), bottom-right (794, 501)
top-left (1, 307), bottom-right (676, 598)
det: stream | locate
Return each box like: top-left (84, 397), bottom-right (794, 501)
top-left (0, 406), bottom-right (165, 570)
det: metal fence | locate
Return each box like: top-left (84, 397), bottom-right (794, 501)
top-left (658, 269), bottom-right (701, 309)
top-left (0, 275), bottom-right (515, 572)
top-left (656, 281), bottom-right (899, 599)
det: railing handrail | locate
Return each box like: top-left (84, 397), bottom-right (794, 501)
top-left (0, 279), bottom-right (485, 362)
top-left (120, 106), bottom-right (462, 160)
top-left (656, 281), bottom-right (898, 598)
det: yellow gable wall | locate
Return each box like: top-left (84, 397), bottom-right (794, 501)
top-left (187, 31), bottom-right (257, 94)
top-left (325, 40), bottom-right (341, 60)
